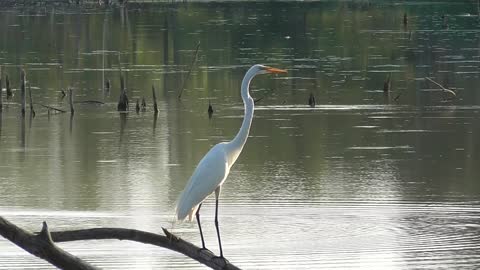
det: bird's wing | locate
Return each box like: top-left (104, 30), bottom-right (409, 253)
top-left (176, 143), bottom-right (229, 221)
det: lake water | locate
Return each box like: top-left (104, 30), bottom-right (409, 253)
top-left (1, 1), bottom-right (480, 269)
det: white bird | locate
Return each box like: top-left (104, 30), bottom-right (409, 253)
top-left (176, 64), bottom-right (287, 258)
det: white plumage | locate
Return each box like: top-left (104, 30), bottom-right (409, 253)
top-left (176, 143), bottom-right (229, 221)
top-left (175, 64), bottom-right (287, 258)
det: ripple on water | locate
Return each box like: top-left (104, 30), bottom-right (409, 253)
top-left (213, 199), bottom-right (480, 269)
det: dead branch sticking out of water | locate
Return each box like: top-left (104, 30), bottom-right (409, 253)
top-left (152, 85), bottom-right (158, 114)
top-left (383, 74), bottom-right (391, 93)
top-left (28, 85), bottom-right (35, 118)
top-left (177, 41), bottom-right (201, 99)
top-left (69, 88), bottom-right (74, 115)
top-left (208, 100), bottom-right (214, 118)
top-left (0, 216), bottom-right (242, 270)
top-left (37, 104), bottom-right (67, 113)
top-left (425, 77), bottom-right (456, 98)
top-left (117, 54), bottom-right (129, 111)
top-left (0, 217), bottom-right (97, 270)
top-left (117, 77), bottom-right (129, 111)
top-left (308, 93), bottom-right (316, 107)
top-left (6, 74), bottom-right (12, 99)
top-left (141, 97), bottom-right (146, 112)
top-left (74, 100), bottom-right (105, 105)
top-left (21, 70), bottom-right (26, 116)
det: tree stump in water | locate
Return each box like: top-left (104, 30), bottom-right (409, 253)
top-left (6, 74), bottom-right (12, 99)
top-left (117, 76), bottom-right (129, 111)
top-left (20, 70), bottom-right (26, 116)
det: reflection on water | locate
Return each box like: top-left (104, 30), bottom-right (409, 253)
top-left (1, 1), bottom-right (480, 269)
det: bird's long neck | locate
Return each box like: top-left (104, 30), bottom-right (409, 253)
top-left (226, 72), bottom-right (255, 166)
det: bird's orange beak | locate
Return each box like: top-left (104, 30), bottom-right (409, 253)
top-left (264, 66), bottom-right (288, 74)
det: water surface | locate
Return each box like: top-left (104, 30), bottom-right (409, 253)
top-left (1, 1), bottom-right (480, 269)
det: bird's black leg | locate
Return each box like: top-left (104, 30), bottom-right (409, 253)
top-left (196, 203), bottom-right (207, 250)
top-left (214, 194), bottom-right (224, 258)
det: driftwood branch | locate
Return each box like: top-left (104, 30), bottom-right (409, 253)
top-left (0, 216), bottom-right (241, 270)
top-left (0, 216), bottom-right (98, 270)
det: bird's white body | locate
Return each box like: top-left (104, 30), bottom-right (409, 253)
top-left (176, 142), bottom-right (230, 221)
top-left (175, 65), bottom-right (264, 222)
top-left (174, 64), bottom-right (286, 257)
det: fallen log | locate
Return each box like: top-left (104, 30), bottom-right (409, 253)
top-left (0, 216), bottom-right (241, 270)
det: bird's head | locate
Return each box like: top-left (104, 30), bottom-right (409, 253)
top-left (254, 64), bottom-right (288, 75)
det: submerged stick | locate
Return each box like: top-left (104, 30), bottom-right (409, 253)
top-left (177, 41), bottom-right (201, 99)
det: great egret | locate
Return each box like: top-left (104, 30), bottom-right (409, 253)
top-left (176, 64), bottom-right (287, 258)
